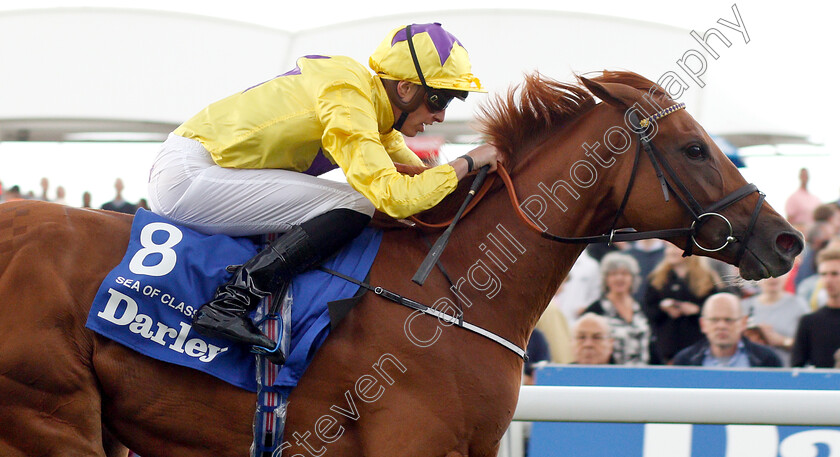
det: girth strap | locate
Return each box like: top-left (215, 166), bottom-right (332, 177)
top-left (318, 266), bottom-right (528, 360)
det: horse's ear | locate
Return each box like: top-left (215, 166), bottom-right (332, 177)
top-left (578, 76), bottom-right (641, 110)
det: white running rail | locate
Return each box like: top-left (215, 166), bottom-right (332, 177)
top-left (513, 385), bottom-right (840, 426)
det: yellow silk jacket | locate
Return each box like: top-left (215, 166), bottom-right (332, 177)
top-left (174, 55), bottom-right (458, 218)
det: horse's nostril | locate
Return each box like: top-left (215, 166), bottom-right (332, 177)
top-left (775, 232), bottom-right (804, 257)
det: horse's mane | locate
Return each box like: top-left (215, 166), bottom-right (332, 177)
top-left (408, 70), bottom-right (671, 227)
top-left (477, 70), bottom-right (670, 168)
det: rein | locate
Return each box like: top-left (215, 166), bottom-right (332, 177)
top-left (409, 174), bottom-right (497, 229)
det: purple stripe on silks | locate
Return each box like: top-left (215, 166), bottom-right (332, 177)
top-left (244, 55), bottom-right (331, 92)
top-left (303, 149), bottom-right (339, 176)
top-left (391, 23), bottom-right (462, 66)
top-left (280, 55), bottom-right (331, 77)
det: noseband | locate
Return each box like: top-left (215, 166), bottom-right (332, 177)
top-left (504, 102), bottom-right (765, 265)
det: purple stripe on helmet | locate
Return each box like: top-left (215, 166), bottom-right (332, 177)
top-left (391, 23), bottom-right (462, 66)
top-left (244, 55), bottom-right (331, 92)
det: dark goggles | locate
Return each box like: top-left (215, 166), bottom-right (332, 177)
top-left (424, 88), bottom-right (467, 112)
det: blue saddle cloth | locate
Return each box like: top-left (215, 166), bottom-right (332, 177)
top-left (85, 209), bottom-right (381, 392)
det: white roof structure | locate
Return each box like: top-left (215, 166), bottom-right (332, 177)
top-left (0, 7), bottom-right (814, 146)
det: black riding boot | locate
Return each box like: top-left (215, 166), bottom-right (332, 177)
top-left (192, 209), bottom-right (371, 364)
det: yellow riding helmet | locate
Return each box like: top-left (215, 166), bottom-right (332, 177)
top-left (369, 22), bottom-right (485, 93)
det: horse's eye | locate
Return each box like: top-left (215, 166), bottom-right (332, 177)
top-left (685, 144), bottom-right (706, 161)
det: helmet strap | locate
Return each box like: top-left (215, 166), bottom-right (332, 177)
top-left (404, 24), bottom-right (431, 92)
top-left (393, 110), bottom-right (410, 131)
top-left (382, 79), bottom-right (424, 131)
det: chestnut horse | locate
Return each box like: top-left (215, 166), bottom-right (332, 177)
top-left (0, 71), bottom-right (802, 457)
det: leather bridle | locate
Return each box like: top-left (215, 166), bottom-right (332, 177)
top-left (410, 101), bottom-right (766, 265)
top-left (501, 101), bottom-right (766, 265)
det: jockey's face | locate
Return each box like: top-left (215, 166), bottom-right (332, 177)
top-left (400, 97), bottom-right (446, 137)
top-left (392, 82), bottom-right (446, 137)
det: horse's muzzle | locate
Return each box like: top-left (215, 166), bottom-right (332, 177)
top-left (774, 231), bottom-right (804, 264)
top-left (739, 230), bottom-right (804, 280)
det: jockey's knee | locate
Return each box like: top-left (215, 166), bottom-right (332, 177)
top-left (347, 195), bottom-right (375, 217)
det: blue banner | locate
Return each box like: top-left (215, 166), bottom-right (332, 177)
top-left (529, 366), bottom-right (840, 457)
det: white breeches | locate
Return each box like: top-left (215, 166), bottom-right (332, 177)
top-left (147, 134), bottom-right (374, 237)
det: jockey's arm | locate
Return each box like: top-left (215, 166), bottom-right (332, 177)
top-left (318, 82), bottom-right (458, 219)
top-left (383, 131), bottom-right (500, 179)
top-left (380, 129), bottom-right (425, 167)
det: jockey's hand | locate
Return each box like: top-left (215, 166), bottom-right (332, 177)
top-left (468, 143), bottom-right (501, 173)
top-left (450, 144), bottom-right (502, 180)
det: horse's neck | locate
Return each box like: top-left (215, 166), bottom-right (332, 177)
top-left (451, 109), bottom-right (624, 347)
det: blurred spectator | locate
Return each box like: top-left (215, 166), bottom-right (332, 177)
top-left (523, 328), bottom-right (551, 385)
top-left (39, 177), bottom-right (50, 201)
top-left (535, 304), bottom-right (573, 364)
top-left (571, 313), bottom-right (615, 365)
top-left (796, 222), bottom-right (837, 310)
top-left (137, 198), bottom-right (150, 211)
top-left (54, 186), bottom-right (67, 205)
top-left (795, 220), bottom-right (835, 289)
top-left (584, 242), bottom-right (620, 263)
top-left (550, 250), bottom-right (601, 322)
top-left (814, 203), bottom-right (840, 235)
top-left (791, 247), bottom-right (840, 368)
top-left (784, 252), bottom-right (801, 294)
top-left (741, 273), bottom-right (809, 366)
top-left (582, 252), bottom-right (650, 365)
top-left (101, 178), bottom-right (137, 214)
top-left (795, 227), bottom-right (840, 311)
top-left (672, 293), bottom-right (782, 367)
top-left (82, 191), bottom-right (92, 208)
top-left (625, 239), bottom-right (665, 303)
top-left (784, 167), bottom-right (822, 229)
top-left (4, 185), bottom-right (24, 202)
top-left (643, 243), bottom-right (721, 364)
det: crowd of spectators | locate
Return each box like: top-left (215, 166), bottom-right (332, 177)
top-left (525, 167), bottom-right (840, 376)
top-left (0, 177), bottom-right (146, 214)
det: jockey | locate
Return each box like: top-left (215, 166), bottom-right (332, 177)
top-left (147, 22), bottom-right (499, 365)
